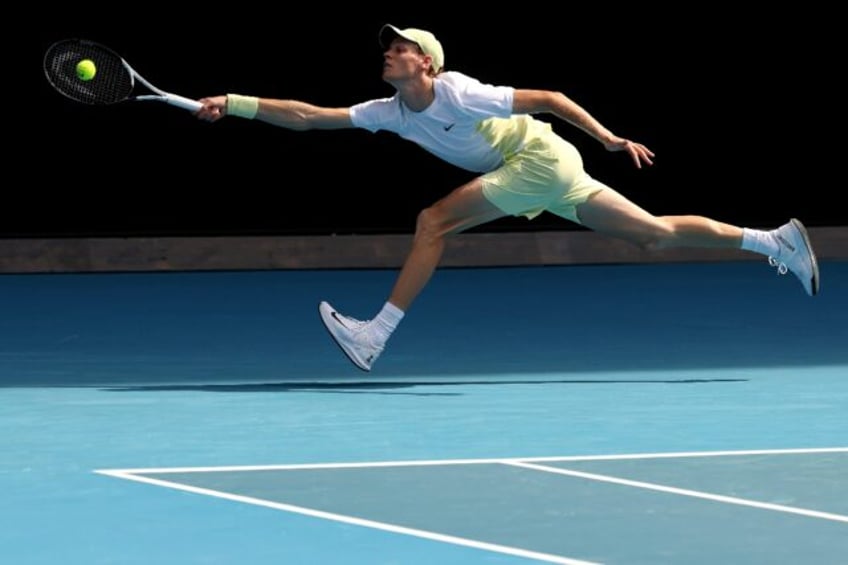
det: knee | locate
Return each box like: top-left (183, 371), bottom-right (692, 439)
top-left (636, 221), bottom-right (676, 251)
top-left (414, 206), bottom-right (449, 242)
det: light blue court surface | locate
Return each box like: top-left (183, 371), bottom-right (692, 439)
top-left (1, 261), bottom-right (847, 564)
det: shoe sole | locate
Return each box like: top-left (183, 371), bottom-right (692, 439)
top-left (318, 302), bottom-right (371, 372)
top-left (790, 218), bottom-right (820, 296)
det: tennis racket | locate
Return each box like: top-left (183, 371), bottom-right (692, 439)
top-left (43, 38), bottom-right (202, 112)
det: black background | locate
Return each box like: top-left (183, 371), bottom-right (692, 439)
top-left (18, 5), bottom-right (843, 238)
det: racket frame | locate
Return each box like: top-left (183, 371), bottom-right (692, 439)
top-left (122, 58), bottom-right (203, 112)
top-left (44, 38), bottom-right (203, 113)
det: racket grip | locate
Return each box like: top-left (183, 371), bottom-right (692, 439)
top-left (166, 94), bottom-right (204, 112)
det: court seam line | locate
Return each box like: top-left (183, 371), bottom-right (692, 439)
top-left (94, 446), bottom-right (848, 474)
top-left (503, 460), bottom-right (848, 523)
top-left (95, 469), bottom-right (600, 565)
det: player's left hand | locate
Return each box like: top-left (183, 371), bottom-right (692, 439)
top-left (604, 137), bottom-right (655, 169)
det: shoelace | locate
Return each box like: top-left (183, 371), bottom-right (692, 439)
top-left (768, 256), bottom-right (789, 275)
top-left (341, 316), bottom-right (368, 330)
top-left (344, 318), bottom-right (382, 350)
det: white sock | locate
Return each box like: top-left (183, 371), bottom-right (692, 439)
top-left (741, 228), bottom-right (780, 257)
top-left (371, 301), bottom-right (405, 343)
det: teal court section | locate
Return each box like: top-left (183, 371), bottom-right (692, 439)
top-left (2, 261), bottom-right (847, 564)
top-left (101, 448), bottom-right (848, 564)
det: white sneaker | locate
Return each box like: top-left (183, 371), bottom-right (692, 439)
top-left (318, 301), bottom-right (384, 371)
top-left (769, 218), bottom-right (820, 296)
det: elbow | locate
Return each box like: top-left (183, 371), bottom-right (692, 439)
top-left (298, 108), bottom-right (332, 130)
top-left (551, 91), bottom-right (570, 111)
top-left (289, 112), bottom-right (315, 131)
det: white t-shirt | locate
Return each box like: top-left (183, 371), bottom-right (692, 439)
top-left (350, 71), bottom-right (549, 173)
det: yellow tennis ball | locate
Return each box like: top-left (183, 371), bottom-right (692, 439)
top-left (76, 59), bottom-right (97, 81)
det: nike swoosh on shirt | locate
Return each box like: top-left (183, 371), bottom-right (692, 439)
top-left (443, 123), bottom-right (455, 131)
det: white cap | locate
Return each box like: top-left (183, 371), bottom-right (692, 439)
top-left (379, 24), bottom-right (444, 73)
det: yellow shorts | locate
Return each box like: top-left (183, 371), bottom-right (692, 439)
top-left (480, 132), bottom-right (610, 224)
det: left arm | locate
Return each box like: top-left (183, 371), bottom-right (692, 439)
top-left (512, 89), bottom-right (654, 168)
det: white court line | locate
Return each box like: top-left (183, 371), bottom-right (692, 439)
top-left (94, 447), bottom-right (848, 563)
top-left (503, 461), bottom-right (848, 524)
top-left (96, 469), bottom-right (599, 565)
top-left (96, 446), bottom-right (848, 474)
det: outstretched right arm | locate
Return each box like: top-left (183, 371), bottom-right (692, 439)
top-left (195, 95), bottom-right (353, 130)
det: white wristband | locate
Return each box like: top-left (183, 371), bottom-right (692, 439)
top-left (226, 94), bottom-right (259, 119)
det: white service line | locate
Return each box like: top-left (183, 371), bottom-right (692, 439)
top-left (503, 460), bottom-right (848, 524)
top-left (96, 469), bottom-right (601, 565)
top-left (94, 446), bottom-right (848, 474)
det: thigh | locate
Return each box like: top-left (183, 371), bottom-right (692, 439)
top-left (429, 177), bottom-right (509, 235)
top-left (575, 187), bottom-right (665, 242)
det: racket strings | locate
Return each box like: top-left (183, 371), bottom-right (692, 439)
top-left (44, 40), bottom-right (134, 105)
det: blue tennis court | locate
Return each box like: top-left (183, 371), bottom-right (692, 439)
top-left (2, 260), bottom-right (846, 564)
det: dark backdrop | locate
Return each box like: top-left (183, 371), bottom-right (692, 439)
top-left (17, 6), bottom-right (843, 238)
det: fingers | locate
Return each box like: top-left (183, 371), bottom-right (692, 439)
top-left (191, 96), bottom-right (227, 122)
top-left (629, 141), bottom-right (654, 169)
top-left (194, 100), bottom-right (225, 122)
top-left (607, 138), bottom-right (655, 169)
top-left (201, 106), bottom-right (224, 122)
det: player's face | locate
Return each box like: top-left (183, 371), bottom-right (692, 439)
top-left (382, 39), bottom-right (431, 83)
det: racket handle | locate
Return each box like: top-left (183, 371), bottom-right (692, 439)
top-left (165, 94), bottom-right (204, 112)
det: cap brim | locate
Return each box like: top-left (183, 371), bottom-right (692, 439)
top-left (378, 24), bottom-right (406, 48)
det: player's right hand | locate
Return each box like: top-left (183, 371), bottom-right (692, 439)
top-left (195, 96), bottom-right (228, 122)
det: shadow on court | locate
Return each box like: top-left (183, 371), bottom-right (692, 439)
top-left (98, 377), bottom-right (748, 395)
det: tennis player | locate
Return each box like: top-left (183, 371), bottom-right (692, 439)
top-left (195, 24), bottom-right (820, 372)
